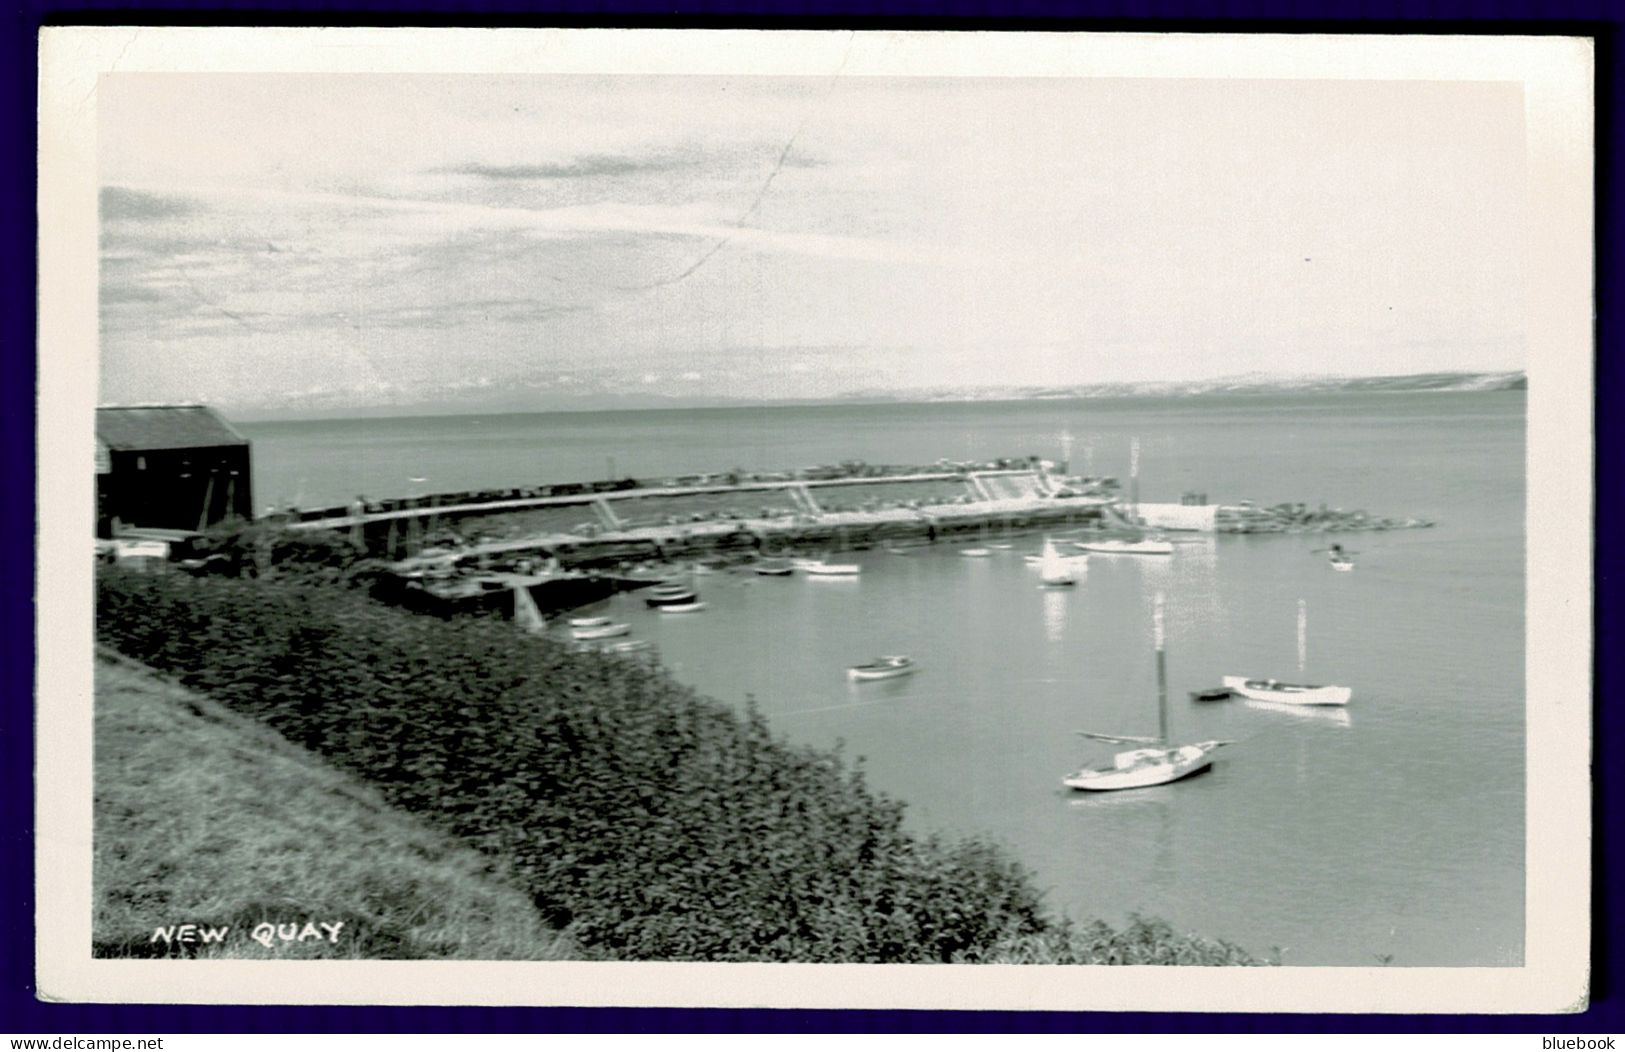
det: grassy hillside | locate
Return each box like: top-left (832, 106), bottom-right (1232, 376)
top-left (95, 569), bottom-right (1262, 964)
top-left (94, 650), bottom-right (578, 960)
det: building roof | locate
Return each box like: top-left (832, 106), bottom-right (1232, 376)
top-left (95, 405), bottom-right (248, 452)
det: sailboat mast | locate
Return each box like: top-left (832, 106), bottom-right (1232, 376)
top-left (1154, 591), bottom-right (1169, 745)
top-left (1130, 436), bottom-right (1141, 525)
top-left (1297, 598), bottom-right (1308, 677)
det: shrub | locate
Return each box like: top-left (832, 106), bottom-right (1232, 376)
top-left (96, 569), bottom-right (1264, 964)
top-left (95, 569), bottom-right (1064, 962)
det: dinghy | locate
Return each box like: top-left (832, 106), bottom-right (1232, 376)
top-left (800, 560), bottom-right (861, 576)
top-left (1224, 600), bottom-right (1352, 706)
top-left (645, 583), bottom-right (699, 608)
top-left (571, 620), bottom-right (631, 640)
top-left (1222, 678), bottom-right (1351, 706)
top-left (1074, 537), bottom-right (1174, 556)
top-left (847, 655), bottom-right (918, 682)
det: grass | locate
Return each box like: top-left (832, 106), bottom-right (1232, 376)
top-left (95, 568), bottom-right (1267, 965)
top-left (93, 649), bottom-right (580, 960)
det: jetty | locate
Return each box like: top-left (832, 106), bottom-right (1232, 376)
top-left (259, 457), bottom-right (1433, 618)
top-left (284, 461), bottom-right (1121, 570)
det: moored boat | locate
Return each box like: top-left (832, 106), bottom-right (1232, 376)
top-left (571, 620), bottom-right (632, 640)
top-left (1074, 537), bottom-right (1174, 556)
top-left (655, 600), bottom-right (708, 613)
top-left (800, 560), bottom-right (861, 576)
top-left (1037, 537), bottom-right (1081, 587)
top-left (1064, 741), bottom-right (1228, 791)
top-left (1224, 599), bottom-right (1352, 706)
top-left (645, 583), bottom-right (699, 607)
top-left (1221, 677), bottom-right (1351, 706)
top-left (1064, 592), bottom-right (1231, 792)
top-left (847, 655), bottom-right (917, 681)
top-left (754, 557), bottom-right (795, 576)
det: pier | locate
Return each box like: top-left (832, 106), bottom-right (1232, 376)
top-left (284, 464), bottom-right (1122, 568)
top-left (255, 459), bottom-right (1434, 619)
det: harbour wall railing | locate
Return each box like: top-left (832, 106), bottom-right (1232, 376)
top-left (283, 469), bottom-right (1117, 564)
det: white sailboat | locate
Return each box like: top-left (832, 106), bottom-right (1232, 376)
top-left (1223, 599), bottom-right (1352, 706)
top-left (1064, 593), bottom-right (1230, 791)
top-left (1037, 537), bottom-right (1081, 587)
top-left (1077, 437), bottom-right (1172, 555)
top-left (512, 584), bottom-right (546, 635)
top-left (798, 526), bottom-right (863, 575)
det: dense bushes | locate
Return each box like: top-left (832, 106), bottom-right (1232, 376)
top-left (95, 568), bottom-right (1262, 964)
top-left (95, 569), bottom-right (1058, 962)
top-left (94, 654), bottom-right (580, 961)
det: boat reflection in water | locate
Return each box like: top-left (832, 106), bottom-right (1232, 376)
top-left (1041, 588), bottom-right (1070, 644)
top-left (1241, 698), bottom-right (1353, 728)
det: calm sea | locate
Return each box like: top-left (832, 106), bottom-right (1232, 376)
top-left (240, 392), bottom-right (1526, 966)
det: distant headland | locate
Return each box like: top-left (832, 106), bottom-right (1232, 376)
top-left (221, 370), bottom-right (1525, 422)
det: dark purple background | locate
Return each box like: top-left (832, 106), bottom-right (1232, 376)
top-left (4, 5), bottom-right (1616, 1033)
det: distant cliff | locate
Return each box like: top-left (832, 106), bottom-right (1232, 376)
top-left (232, 370), bottom-right (1526, 420)
top-left (842, 370), bottom-right (1527, 403)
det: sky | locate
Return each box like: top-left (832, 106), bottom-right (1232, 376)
top-left (98, 73), bottom-right (1530, 416)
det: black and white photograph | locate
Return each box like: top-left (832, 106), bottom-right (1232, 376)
top-left (36, 27), bottom-right (1592, 1012)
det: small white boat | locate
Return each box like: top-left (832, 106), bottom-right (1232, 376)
top-left (569, 615), bottom-right (611, 628)
top-left (1074, 537), bottom-right (1174, 556)
top-left (571, 620), bottom-right (631, 640)
top-left (1064, 741), bottom-right (1229, 791)
top-left (656, 600), bottom-right (707, 613)
top-left (960, 547), bottom-right (992, 558)
top-left (754, 557), bottom-right (795, 576)
top-left (1224, 600), bottom-right (1352, 706)
top-left (1037, 537), bottom-right (1081, 587)
top-left (512, 584), bottom-right (547, 635)
top-left (801, 561), bottom-right (861, 576)
top-left (1065, 593), bottom-right (1230, 792)
top-left (1222, 677), bottom-right (1351, 706)
top-left (645, 584), bottom-right (699, 607)
top-left (1330, 557), bottom-right (1356, 572)
top-left (847, 655), bottom-right (917, 681)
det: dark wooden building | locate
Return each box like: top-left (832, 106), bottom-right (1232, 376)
top-left (96, 405), bottom-right (253, 537)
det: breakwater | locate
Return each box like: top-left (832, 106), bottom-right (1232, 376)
top-left (286, 463), bottom-right (1119, 566)
top-left (273, 460), bottom-right (1434, 616)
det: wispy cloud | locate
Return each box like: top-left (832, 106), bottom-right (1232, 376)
top-left (100, 186), bottom-right (195, 220)
top-left (435, 153), bottom-right (704, 181)
top-left (104, 182), bottom-right (967, 267)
